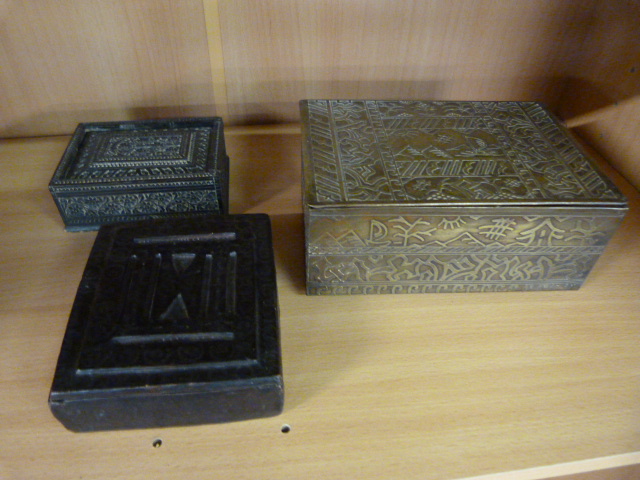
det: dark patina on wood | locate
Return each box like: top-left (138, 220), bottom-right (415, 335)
top-left (49, 214), bottom-right (282, 431)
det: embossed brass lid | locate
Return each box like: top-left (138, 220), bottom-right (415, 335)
top-left (301, 100), bottom-right (627, 209)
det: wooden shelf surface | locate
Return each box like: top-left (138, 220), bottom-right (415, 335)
top-left (0, 126), bottom-right (639, 480)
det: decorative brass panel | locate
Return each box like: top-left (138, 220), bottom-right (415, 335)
top-left (306, 209), bottom-right (623, 294)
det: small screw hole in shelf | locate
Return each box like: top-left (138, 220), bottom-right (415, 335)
top-left (152, 438), bottom-right (163, 448)
top-left (281, 424), bottom-right (291, 434)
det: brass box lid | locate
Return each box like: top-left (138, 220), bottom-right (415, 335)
top-left (301, 100), bottom-right (627, 210)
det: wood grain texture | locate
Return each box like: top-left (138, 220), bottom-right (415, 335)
top-left (203, 0), bottom-right (229, 119)
top-left (217, 0), bottom-right (597, 124)
top-left (572, 98), bottom-right (640, 192)
top-left (542, 463), bottom-right (640, 480)
top-left (462, 455), bottom-right (640, 480)
top-left (557, 1), bottom-right (640, 191)
top-left (0, 0), bottom-right (216, 138)
top-left (0, 128), bottom-right (638, 480)
top-left (1, 0), bottom-right (639, 194)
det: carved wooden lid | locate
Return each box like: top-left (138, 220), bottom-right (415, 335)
top-left (50, 214), bottom-right (280, 393)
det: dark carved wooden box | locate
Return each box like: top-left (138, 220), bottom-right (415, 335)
top-left (49, 118), bottom-right (229, 231)
top-left (49, 214), bottom-right (282, 431)
top-left (301, 100), bottom-right (628, 294)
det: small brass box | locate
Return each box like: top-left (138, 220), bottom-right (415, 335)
top-left (301, 100), bottom-right (627, 294)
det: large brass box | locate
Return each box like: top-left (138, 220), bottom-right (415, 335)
top-left (301, 100), bottom-right (627, 294)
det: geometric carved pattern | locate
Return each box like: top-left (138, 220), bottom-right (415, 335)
top-left (309, 214), bottom-right (621, 254)
top-left (57, 190), bottom-right (219, 218)
top-left (78, 231), bottom-right (246, 373)
top-left (310, 253), bottom-right (594, 288)
top-left (68, 128), bottom-right (211, 182)
top-left (52, 214), bottom-right (280, 388)
top-left (48, 214), bottom-right (282, 431)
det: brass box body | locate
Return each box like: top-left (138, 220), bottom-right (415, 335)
top-left (301, 100), bottom-right (627, 294)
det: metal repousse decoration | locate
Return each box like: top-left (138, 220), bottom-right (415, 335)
top-left (300, 100), bottom-right (628, 294)
top-left (49, 214), bottom-right (282, 431)
top-left (49, 118), bottom-right (229, 231)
